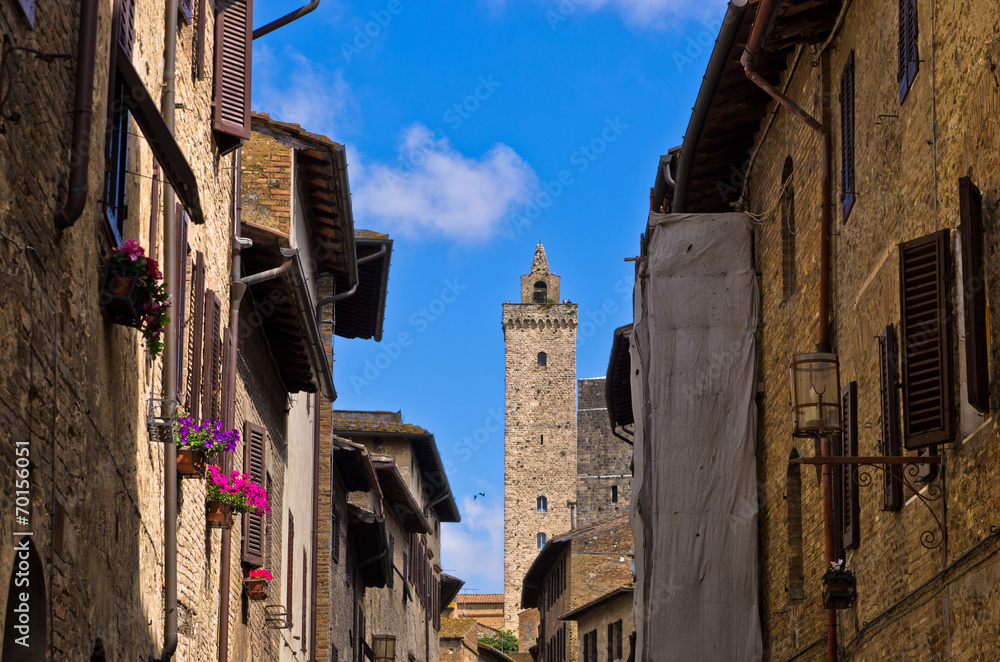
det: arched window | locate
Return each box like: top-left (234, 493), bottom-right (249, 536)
top-left (787, 449), bottom-right (805, 602)
top-left (537, 496), bottom-right (548, 513)
top-left (536, 532), bottom-right (546, 549)
top-left (3, 540), bottom-right (46, 661)
top-left (533, 281), bottom-right (547, 303)
top-left (781, 156), bottom-right (796, 301)
top-left (537, 352), bottom-right (547, 367)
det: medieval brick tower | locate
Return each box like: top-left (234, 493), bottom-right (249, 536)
top-left (502, 245), bottom-right (578, 633)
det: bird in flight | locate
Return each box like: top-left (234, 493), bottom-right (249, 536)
top-left (473, 492), bottom-right (486, 500)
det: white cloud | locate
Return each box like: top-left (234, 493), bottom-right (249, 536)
top-left (351, 125), bottom-right (539, 242)
top-left (543, 0), bottom-right (716, 28)
top-left (252, 46), bottom-right (355, 141)
top-left (441, 495), bottom-right (504, 594)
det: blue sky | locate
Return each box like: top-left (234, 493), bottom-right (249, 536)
top-left (252, 0), bottom-right (721, 595)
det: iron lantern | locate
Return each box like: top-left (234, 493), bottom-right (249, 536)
top-left (788, 352), bottom-right (841, 437)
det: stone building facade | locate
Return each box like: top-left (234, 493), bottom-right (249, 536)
top-left (560, 587), bottom-right (633, 662)
top-left (575, 378), bottom-right (631, 528)
top-left (0, 2), bottom-right (395, 658)
top-left (503, 245), bottom-right (579, 633)
top-left (616, 0), bottom-right (1000, 659)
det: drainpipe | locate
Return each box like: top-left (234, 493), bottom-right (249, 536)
top-left (218, 151), bottom-right (246, 662)
top-left (314, 244), bottom-right (385, 328)
top-left (741, 2), bottom-right (835, 660)
top-left (310, 392), bottom-right (321, 661)
top-left (53, 0), bottom-right (98, 230)
top-left (253, 0), bottom-right (320, 40)
top-left (157, 0), bottom-right (180, 658)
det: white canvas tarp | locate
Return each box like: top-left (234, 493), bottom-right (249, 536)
top-left (630, 212), bottom-right (762, 661)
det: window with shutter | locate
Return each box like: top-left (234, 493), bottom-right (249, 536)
top-left (897, 0), bottom-right (919, 103)
top-left (346, 543), bottom-right (352, 587)
top-left (241, 423), bottom-right (266, 566)
top-left (839, 51), bottom-right (856, 222)
top-left (960, 177), bottom-right (990, 413)
top-left (332, 504), bottom-right (340, 564)
top-left (840, 383), bottom-right (860, 549)
top-left (200, 290), bottom-right (216, 420)
top-left (608, 623), bottom-right (613, 662)
top-left (899, 230), bottom-right (954, 449)
top-left (187, 254), bottom-right (205, 418)
top-left (201, 293), bottom-right (223, 421)
top-left (175, 206), bottom-right (189, 389)
top-left (102, 0), bottom-right (138, 245)
top-left (879, 325), bottom-right (904, 511)
top-left (615, 620), bottom-right (623, 659)
top-left (179, 0), bottom-right (193, 23)
top-left (221, 328), bottom-right (235, 429)
top-left (287, 511), bottom-right (294, 627)
top-left (387, 533), bottom-right (394, 588)
top-left (212, 0), bottom-right (253, 155)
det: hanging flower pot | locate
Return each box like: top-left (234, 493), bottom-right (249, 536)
top-left (176, 449), bottom-right (207, 477)
top-left (99, 265), bottom-right (144, 327)
top-left (99, 240), bottom-right (171, 357)
top-left (206, 500), bottom-right (235, 529)
top-left (205, 466), bottom-right (270, 531)
top-left (245, 569), bottom-right (273, 601)
top-left (174, 418), bottom-right (239, 476)
top-left (821, 560), bottom-right (857, 610)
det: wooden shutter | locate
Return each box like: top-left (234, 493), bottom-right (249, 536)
top-left (899, 230), bottom-right (954, 449)
top-left (608, 623), bottom-right (614, 662)
top-left (840, 51), bottom-right (856, 221)
top-left (840, 383), bottom-right (860, 549)
top-left (187, 254), bottom-right (205, 418)
top-left (616, 620), bottom-right (623, 659)
top-left (960, 177), bottom-right (990, 413)
top-left (897, 0), bottom-right (919, 102)
top-left (212, 0), bottom-right (253, 155)
top-left (118, 0), bottom-right (136, 55)
top-left (387, 533), bottom-right (394, 588)
top-left (221, 328), bottom-right (236, 430)
top-left (241, 422), bottom-right (267, 566)
top-left (879, 325), bottom-right (904, 511)
top-left (175, 205), bottom-right (189, 393)
top-left (201, 292), bottom-right (223, 421)
top-left (332, 504), bottom-right (340, 564)
top-left (287, 512), bottom-right (295, 625)
top-left (346, 542), bottom-right (352, 587)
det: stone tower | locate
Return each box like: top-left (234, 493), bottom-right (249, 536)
top-left (502, 244), bottom-right (578, 634)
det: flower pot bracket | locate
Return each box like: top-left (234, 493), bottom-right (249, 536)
top-left (245, 578), bottom-right (269, 601)
top-left (822, 580), bottom-right (857, 610)
top-left (264, 605), bottom-right (291, 629)
top-left (146, 398), bottom-right (179, 444)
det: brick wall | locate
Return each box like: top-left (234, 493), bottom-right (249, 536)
top-left (744, 0), bottom-right (1000, 658)
top-left (241, 130), bottom-right (293, 235)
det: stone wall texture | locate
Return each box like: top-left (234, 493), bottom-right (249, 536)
top-left (575, 378), bottom-right (632, 528)
top-left (503, 300), bottom-right (578, 634)
top-left (744, 0), bottom-right (1000, 658)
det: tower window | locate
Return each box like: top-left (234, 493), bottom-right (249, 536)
top-left (540, 434), bottom-right (544, 445)
top-left (611, 485), bottom-right (618, 503)
top-left (537, 352), bottom-right (547, 367)
top-left (533, 281), bottom-right (547, 303)
top-left (537, 496), bottom-right (547, 513)
top-left (537, 532), bottom-right (546, 549)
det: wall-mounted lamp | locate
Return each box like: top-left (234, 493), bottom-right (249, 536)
top-left (789, 352), bottom-right (841, 437)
